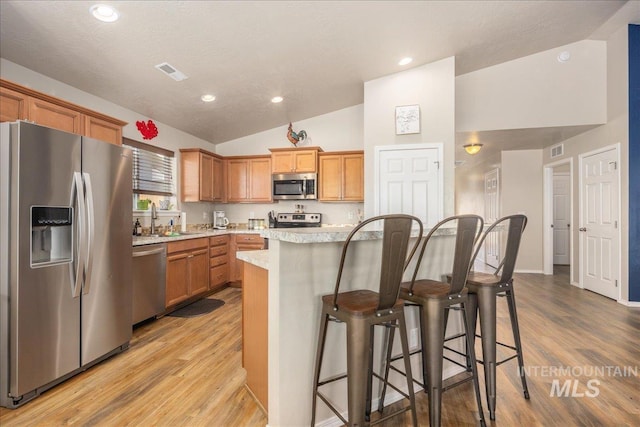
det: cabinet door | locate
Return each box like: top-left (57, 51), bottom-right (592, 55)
top-left (226, 159), bottom-right (249, 202)
top-left (318, 155), bottom-right (342, 201)
top-left (166, 252), bottom-right (190, 307)
top-left (28, 98), bottom-right (82, 134)
top-left (189, 248), bottom-right (210, 296)
top-left (230, 234), bottom-right (264, 283)
top-left (271, 151), bottom-right (294, 173)
top-left (249, 158), bottom-right (272, 202)
top-left (294, 150), bottom-right (318, 173)
top-left (0, 86), bottom-right (28, 122)
top-left (342, 153), bottom-right (364, 201)
top-left (84, 115), bottom-right (122, 145)
top-left (212, 156), bottom-right (224, 201)
top-left (200, 153), bottom-right (214, 201)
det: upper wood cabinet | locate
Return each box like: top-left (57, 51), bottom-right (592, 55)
top-left (180, 148), bottom-right (225, 202)
top-left (0, 86), bottom-right (27, 122)
top-left (319, 151), bottom-right (364, 201)
top-left (269, 147), bottom-right (322, 174)
top-left (0, 78), bottom-right (126, 145)
top-left (226, 155), bottom-right (272, 203)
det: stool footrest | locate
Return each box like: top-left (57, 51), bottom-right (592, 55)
top-left (317, 373), bottom-right (348, 387)
top-left (316, 391), bottom-right (348, 425)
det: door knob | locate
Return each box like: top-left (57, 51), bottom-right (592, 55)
top-left (579, 227), bottom-right (587, 232)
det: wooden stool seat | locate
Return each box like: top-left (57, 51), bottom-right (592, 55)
top-left (400, 280), bottom-right (467, 299)
top-left (465, 272), bottom-right (503, 286)
top-left (322, 290), bottom-right (405, 317)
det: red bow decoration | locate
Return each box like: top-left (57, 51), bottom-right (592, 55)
top-left (136, 120), bottom-right (158, 140)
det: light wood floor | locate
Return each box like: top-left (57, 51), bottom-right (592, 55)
top-left (1, 269), bottom-right (639, 426)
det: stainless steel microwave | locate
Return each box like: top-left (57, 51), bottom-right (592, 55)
top-left (272, 173), bottom-right (317, 200)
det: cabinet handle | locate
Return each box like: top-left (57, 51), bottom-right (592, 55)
top-left (188, 254), bottom-right (194, 258)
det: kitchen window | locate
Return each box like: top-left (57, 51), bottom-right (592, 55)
top-left (123, 138), bottom-right (176, 210)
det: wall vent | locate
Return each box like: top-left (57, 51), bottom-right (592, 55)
top-left (154, 62), bottom-right (188, 81)
top-left (550, 144), bottom-right (564, 158)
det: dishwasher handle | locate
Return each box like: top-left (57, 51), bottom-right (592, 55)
top-left (133, 247), bottom-right (166, 257)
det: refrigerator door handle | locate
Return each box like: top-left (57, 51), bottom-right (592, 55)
top-left (70, 172), bottom-right (85, 298)
top-left (82, 172), bottom-right (95, 295)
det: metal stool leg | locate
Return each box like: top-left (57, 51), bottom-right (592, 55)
top-left (423, 298), bottom-right (445, 427)
top-left (377, 325), bottom-right (396, 413)
top-left (346, 317), bottom-right (371, 426)
top-left (505, 285), bottom-right (529, 399)
top-left (311, 312), bottom-right (330, 426)
top-left (461, 300), bottom-right (486, 427)
top-left (476, 286), bottom-right (497, 421)
top-left (397, 311), bottom-right (418, 427)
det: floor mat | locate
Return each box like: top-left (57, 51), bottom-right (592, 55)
top-left (167, 298), bottom-right (225, 318)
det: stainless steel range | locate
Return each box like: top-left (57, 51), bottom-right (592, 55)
top-left (275, 213), bottom-right (322, 228)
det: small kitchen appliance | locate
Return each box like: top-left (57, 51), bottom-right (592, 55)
top-left (274, 213), bottom-right (322, 228)
top-left (213, 211), bottom-right (229, 229)
top-left (272, 173), bottom-right (317, 200)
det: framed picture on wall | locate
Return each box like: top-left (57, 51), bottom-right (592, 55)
top-left (395, 105), bottom-right (420, 135)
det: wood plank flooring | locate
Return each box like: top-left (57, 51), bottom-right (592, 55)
top-left (1, 268), bottom-right (639, 426)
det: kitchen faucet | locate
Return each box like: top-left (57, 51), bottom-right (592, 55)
top-left (150, 202), bottom-right (158, 235)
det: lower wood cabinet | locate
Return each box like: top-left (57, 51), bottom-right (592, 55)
top-left (165, 238), bottom-right (209, 308)
top-left (242, 262), bottom-right (269, 411)
top-left (230, 234), bottom-right (265, 286)
top-left (209, 235), bottom-right (230, 292)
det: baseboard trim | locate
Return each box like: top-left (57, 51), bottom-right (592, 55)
top-left (618, 300), bottom-right (640, 307)
top-left (514, 269), bottom-right (544, 274)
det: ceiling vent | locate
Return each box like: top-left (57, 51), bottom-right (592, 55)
top-left (155, 62), bottom-right (188, 82)
top-left (550, 144), bottom-right (564, 158)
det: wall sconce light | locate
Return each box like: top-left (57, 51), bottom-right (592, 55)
top-left (464, 143), bottom-right (483, 155)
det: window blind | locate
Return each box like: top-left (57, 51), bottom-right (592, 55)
top-left (123, 138), bottom-right (174, 196)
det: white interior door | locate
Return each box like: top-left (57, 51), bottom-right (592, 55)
top-left (580, 147), bottom-right (619, 300)
top-left (484, 169), bottom-right (500, 268)
top-left (553, 173), bottom-right (571, 265)
top-left (375, 144), bottom-right (442, 227)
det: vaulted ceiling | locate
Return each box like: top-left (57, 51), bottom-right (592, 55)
top-left (0, 0), bottom-right (630, 151)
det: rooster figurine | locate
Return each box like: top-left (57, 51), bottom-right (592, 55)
top-left (287, 122), bottom-right (307, 146)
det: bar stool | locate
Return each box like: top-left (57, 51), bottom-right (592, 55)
top-left (465, 214), bottom-right (530, 421)
top-left (310, 214), bottom-right (423, 427)
top-left (379, 215), bottom-right (486, 427)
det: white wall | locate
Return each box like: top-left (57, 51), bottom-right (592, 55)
top-left (456, 40), bottom-right (607, 132)
top-left (363, 57), bottom-right (456, 218)
top-left (213, 105), bottom-right (365, 226)
top-left (0, 58), bottom-right (217, 227)
top-left (541, 24), bottom-right (630, 299)
top-left (502, 150), bottom-right (544, 272)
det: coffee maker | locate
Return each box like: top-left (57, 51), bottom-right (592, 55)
top-left (213, 211), bottom-right (229, 229)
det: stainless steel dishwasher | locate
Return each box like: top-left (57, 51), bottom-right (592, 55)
top-left (132, 243), bottom-right (166, 325)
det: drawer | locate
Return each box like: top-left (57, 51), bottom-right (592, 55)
top-left (210, 245), bottom-right (228, 257)
top-left (210, 255), bottom-right (227, 268)
top-left (209, 235), bottom-right (229, 246)
top-left (210, 264), bottom-right (229, 287)
top-left (235, 234), bottom-right (263, 245)
top-left (167, 237), bottom-right (208, 254)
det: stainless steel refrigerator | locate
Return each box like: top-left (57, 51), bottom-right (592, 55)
top-left (0, 121), bottom-right (132, 408)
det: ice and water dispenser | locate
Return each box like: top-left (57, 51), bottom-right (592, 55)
top-left (31, 206), bottom-right (72, 266)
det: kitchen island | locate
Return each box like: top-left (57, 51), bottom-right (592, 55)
top-left (239, 226), bottom-right (464, 426)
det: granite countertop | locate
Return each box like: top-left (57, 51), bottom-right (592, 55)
top-left (236, 249), bottom-right (269, 270)
top-left (261, 225), bottom-right (456, 244)
top-left (132, 228), bottom-right (263, 246)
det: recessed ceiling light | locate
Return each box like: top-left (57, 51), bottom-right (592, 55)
top-left (90, 4), bottom-right (119, 22)
top-left (557, 51), bottom-right (571, 63)
top-left (271, 96), bottom-right (283, 103)
top-left (398, 57), bottom-right (413, 66)
top-left (201, 94), bottom-right (216, 102)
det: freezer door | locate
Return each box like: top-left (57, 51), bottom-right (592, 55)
top-left (80, 137), bottom-right (132, 365)
top-left (5, 122), bottom-right (81, 398)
